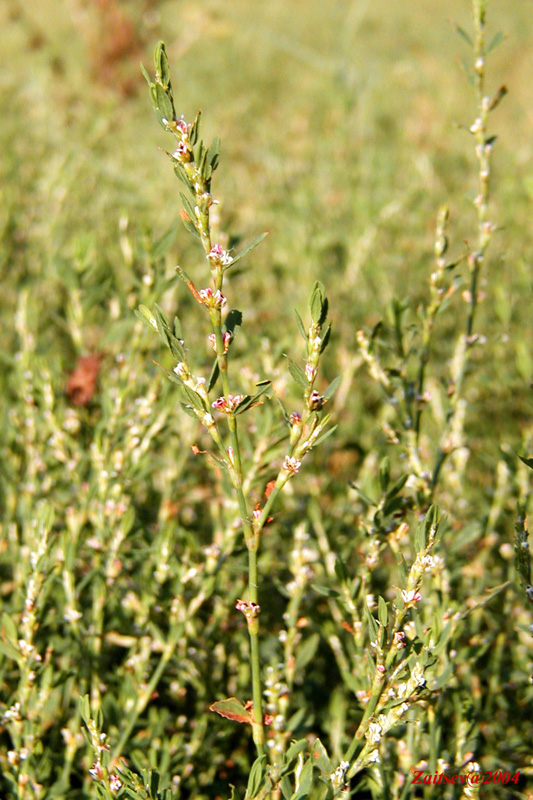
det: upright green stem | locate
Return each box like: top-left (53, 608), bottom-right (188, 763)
top-left (431, 0), bottom-right (493, 495)
top-left (211, 306), bottom-right (265, 756)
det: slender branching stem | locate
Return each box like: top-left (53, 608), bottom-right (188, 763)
top-left (431, 0), bottom-right (494, 495)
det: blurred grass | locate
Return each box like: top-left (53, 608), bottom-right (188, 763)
top-left (0, 0), bottom-right (531, 469)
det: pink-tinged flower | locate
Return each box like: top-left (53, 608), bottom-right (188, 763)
top-left (401, 589), bottom-right (422, 606)
top-left (172, 141), bottom-right (190, 162)
top-left (393, 631), bottom-right (406, 648)
top-left (236, 599), bottom-right (261, 619)
top-left (308, 390), bottom-right (327, 411)
top-left (176, 115), bottom-right (189, 135)
top-left (283, 456), bottom-right (301, 475)
top-left (222, 331), bottom-right (232, 351)
top-left (207, 244), bottom-right (234, 267)
top-left (89, 762), bottom-right (104, 780)
top-left (305, 363), bottom-right (316, 382)
top-left (211, 394), bottom-right (245, 414)
top-left (376, 664), bottom-right (386, 674)
top-left (208, 331), bottom-right (232, 353)
top-left (199, 287), bottom-right (227, 309)
top-left (290, 411), bottom-right (302, 426)
top-left (253, 508), bottom-right (262, 521)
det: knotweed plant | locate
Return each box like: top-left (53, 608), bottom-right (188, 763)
top-left (136, 40), bottom-right (338, 757)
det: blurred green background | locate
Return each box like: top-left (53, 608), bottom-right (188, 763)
top-left (1, 0), bottom-right (531, 461)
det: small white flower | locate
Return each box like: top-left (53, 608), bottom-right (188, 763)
top-left (174, 362), bottom-right (188, 377)
top-left (283, 456), bottom-right (301, 475)
top-left (305, 363), bottom-right (316, 382)
top-left (401, 589), bottom-right (422, 605)
top-left (411, 661), bottom-right (426, 687)
top-left (110, 774), bottom-right (122, 793)
top-left (64, 607), bottom-right (82, 623)
top-left (367, 720), bottom-right (382, 744)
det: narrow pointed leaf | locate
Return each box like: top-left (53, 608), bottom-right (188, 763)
top-left (486, 30), bottom-right (505, 55)
top-left (324, 375), bottom-right (342, 400)
top-left (311, 739), bottom-right (334, 775)
top-left (378, 596), bottom-right (388, 627)
top-left (225, 233), bottom-right (269, 270)
top-left (152, 222), bottom-right (180, 260)
top-left (311, 425), bottom-right (337, 448)
top-left (294, 309), bottom-right (307, 340)
top-left (294, 633), bottom-right (320, 672)
top-left (246, 755), bottom-right (266, 799)
top-left (208, 359), bottom-right (220, 392)
top-left (454, 23), bottom-right (473, 47)
top-left (286, 357), bottom-right (308, 389)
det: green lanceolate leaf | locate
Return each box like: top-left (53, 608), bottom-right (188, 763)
top-left (311, 425), bottom-right (337, 448)
top-left (225, 233), bottom-right (269, 270)
top-left (285, 740), bottom-right (309, 766)
top-left (180, 209), bottom-right (201, 239)
top-left (189, 110), bottom-right (201, 144)
top-left (323, 375), bottom-right (342, 400)
top-left (180, 192), bottom-right (197, 225)
top-left (140, 63), bottom-right (152, 87)
top-left (320, 322), bottom-right (332, 353)
top-left (180, 402), bottom-right (198, 420)
top-left (309, 281), bottom-right (328, 325)
top-left (207, 359), bottom-right (220, 392)
top-left (364, 603), bottom-right (378, 642)
top-left (378, 595), bottom-right (388, 627)
top-left (135, 304), bottom-right (157, 330)
top-left (379, 456), bottom-right (390, 492)
top-left (486, 30), bottom-right (505, 56)
top-left (154, 41), bottom-right (171, 89)
top-left (181, 385), bottom-right (207, 412)
top-left (209, 135), bottom-right (221, 173)
top-left (245, 755), bottom-right (267, 799)
top-left (454, 23), bottom-right (473, 47)
top-left (152, 221), bottom-right (180, 260)
top-left (154, 83), bottom-right (175, 128)
top-left (294, 633), bottom-right (320, 672)
top-left (234, 382), bottom-right (272, 415)
top-left (290, 758), bottom-right (313, 800)
top-left (286, 357), bottom-right (308, 389)
top-left (349, 483), bottom-right (376, 508)
top-left (294, 309), bottom-right (307, 340)
top-left (310, 738), bottom-right (334, 776)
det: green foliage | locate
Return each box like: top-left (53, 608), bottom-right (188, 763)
top-left (0, 1), bottom-right (532, 799)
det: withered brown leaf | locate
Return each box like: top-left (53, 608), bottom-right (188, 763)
top-left (66, 354), bottom-right (103, 407)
